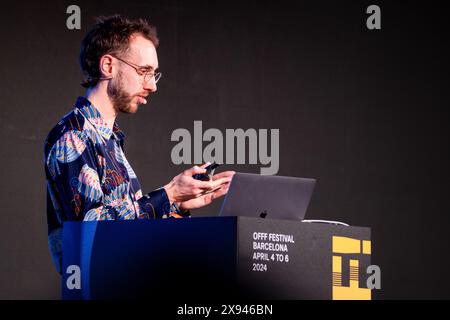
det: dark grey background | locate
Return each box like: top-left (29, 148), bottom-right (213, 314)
top-left (0, 0), bottom-right (448, 299)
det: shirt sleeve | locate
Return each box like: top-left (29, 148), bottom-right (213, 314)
top-left (46, 130), bottom-right (115, 222)
top-left (137, 188), bottom-right (172, 219)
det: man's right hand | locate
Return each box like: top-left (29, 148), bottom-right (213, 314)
top-left (163, 163), bottom-right (231, 204)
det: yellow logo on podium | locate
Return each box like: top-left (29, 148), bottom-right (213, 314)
top-left (332, 236), bottom-right (371, 300)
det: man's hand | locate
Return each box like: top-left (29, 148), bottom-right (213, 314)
top-left (178, 170), bottom-right (236, 210)
top-left (163, 163), bottom-right (235, 206)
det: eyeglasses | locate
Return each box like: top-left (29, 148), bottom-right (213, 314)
top-left (113, 55), bottom-right (162, 83)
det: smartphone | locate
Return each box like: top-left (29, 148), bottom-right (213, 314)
top-left (193, 162), bottom-right (221, 181)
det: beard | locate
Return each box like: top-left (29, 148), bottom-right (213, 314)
top-left (107, 71), bottom-right (139, 114)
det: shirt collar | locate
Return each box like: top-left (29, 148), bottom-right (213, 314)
top-left (75, 96), bottom-right (125, 142)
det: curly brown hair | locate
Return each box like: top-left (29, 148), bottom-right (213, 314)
top-left (79, 15), bottom-right (159, 88)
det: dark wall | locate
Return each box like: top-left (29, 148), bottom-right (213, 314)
top-left (0, 0), bottom-right (448, 299)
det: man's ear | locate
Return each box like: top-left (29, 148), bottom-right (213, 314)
top-left (99, 54), bottom-right (114, 80)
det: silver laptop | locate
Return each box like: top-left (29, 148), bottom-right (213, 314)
top-left (219, 172), bottom-right (316, 221)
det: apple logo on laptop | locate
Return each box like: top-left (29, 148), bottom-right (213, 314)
top-left (259, 210), bottom-right (268, 218)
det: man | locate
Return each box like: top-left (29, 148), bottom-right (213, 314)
top-left (44, 15), bottom-right (235, 273)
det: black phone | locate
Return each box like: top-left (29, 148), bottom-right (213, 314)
top-left (193, 162), bottom-right (221, 181)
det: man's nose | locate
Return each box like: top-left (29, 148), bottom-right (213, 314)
top-left (143, 77), bottom-right (157, 92)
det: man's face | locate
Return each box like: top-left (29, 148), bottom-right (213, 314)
top-left (107, 34), bottom-right (159, 114)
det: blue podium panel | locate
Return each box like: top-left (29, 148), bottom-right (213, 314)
top-left (62, 217), bottom-right (371, 300)
top-left (62, 217), bottom-right (238, 300)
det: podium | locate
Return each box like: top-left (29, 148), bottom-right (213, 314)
top-left (62, 217), bottom-right (371, 300)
